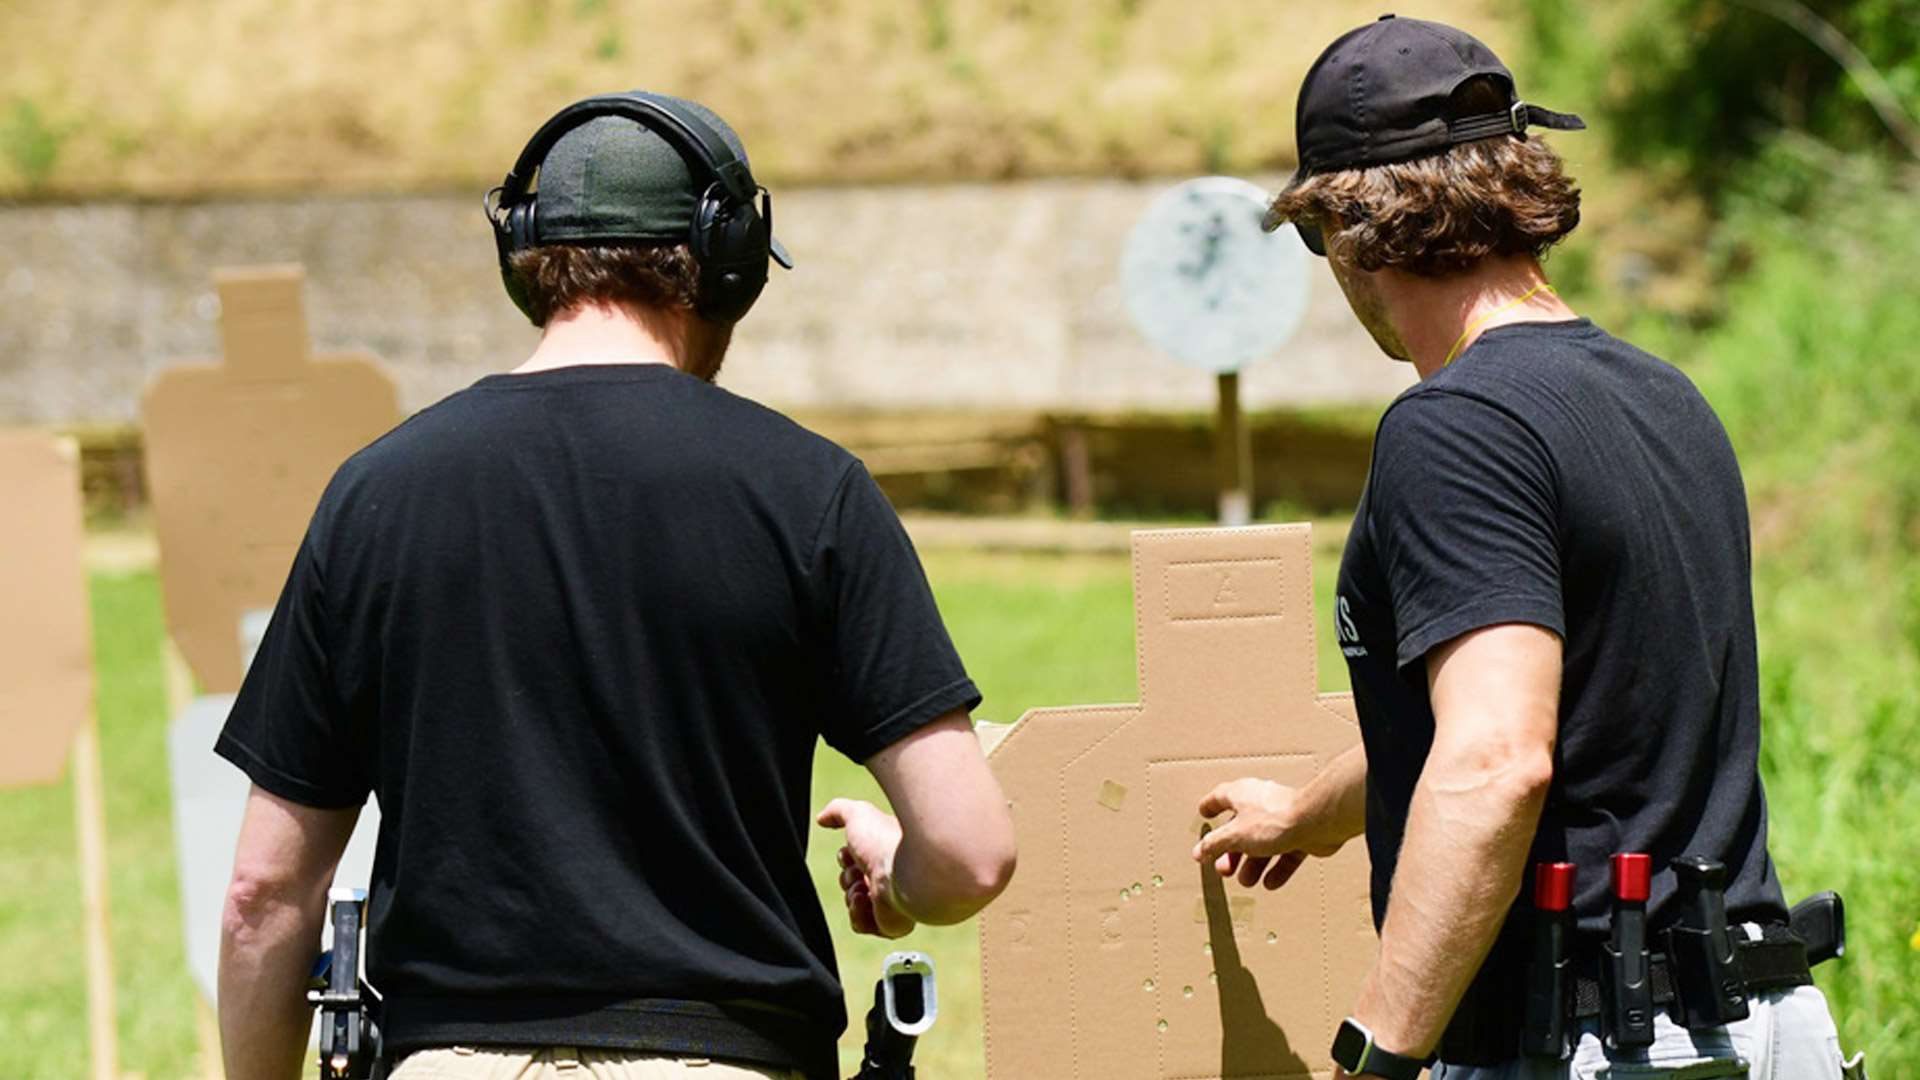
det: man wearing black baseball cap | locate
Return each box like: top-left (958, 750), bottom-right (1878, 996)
top-left (1196, 16), bottom-right (1850, 1080)
top-left (214, 92), bottom-right (1015, 1080)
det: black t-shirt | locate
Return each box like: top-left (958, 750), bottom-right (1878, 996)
top-left (216, 363), bottom-right (980, 1079)
top-left (1337, 319), bottom-right (1786, 945)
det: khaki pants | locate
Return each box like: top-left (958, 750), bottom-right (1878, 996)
top-left (389, 1046), bottom-right (807, 1080)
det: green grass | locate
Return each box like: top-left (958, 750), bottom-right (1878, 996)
top-left (0, 714), bottom-right (86, 1068)
top-left (0, 539), bottom-right (1347, 1080)
top-left (6, 516), bottom-right (1908, 1076)
top-left (0, 569), bottom-right (200, 1080)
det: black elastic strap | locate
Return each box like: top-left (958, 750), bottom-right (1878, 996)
top-left (1572, 936), bottom-right (1812, 1020)
top-left (1525, 105), bottom-right (1588, 131)
top-left (1738, 931), bottom-right (1815, 990)
top-left (1573, 960), bottom-right (1674, 1018)
top-left (1448, 101), bottom-right (1588, 145)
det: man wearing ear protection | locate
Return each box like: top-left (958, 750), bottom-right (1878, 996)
top-left (211, 92), bottom-right (1015, 1080)
top-left (1194, 16), bottom-right (1853, 1080)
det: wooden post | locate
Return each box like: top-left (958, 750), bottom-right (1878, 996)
top-left (1214, 371), bottom-right (1253, 526)
top-left (1060, 423), bottom-right (1095, 521)
top-left (72, 719), bottom-right (119, 1080)
top-left (4, 430), bottom-right (120, 1080)
top-left (195, 995), bottom-right (224, 1080)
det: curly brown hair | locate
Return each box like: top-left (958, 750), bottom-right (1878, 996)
top-left (1266, 78), bottom-right (1582, 278)
top-left (506, 242), bottom-right (702, 327)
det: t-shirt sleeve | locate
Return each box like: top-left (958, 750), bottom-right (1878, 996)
top-left (812, 462), bottom-right (982, 762)
top-left (1368, 391), bottom-right (1566, 674)
top-left (213, 533), bottom-right (369, 808)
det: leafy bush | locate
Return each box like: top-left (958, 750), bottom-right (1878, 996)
top-left (1523, 1), bottom-right (1919, 1065)
top-left (1524, 0), bottom-right (1920, 188)
top-left (1615, 136), bottom-right (1920, 1072)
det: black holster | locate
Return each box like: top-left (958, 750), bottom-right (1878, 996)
top-left (1445, 908), bottom-right (1834, 1067)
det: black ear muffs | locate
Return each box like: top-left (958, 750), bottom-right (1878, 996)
top-left (492, 196), bottom-right (541, 319)
top-left (486, 93), bottom-right (774, 326)
top-left (689, 182), bottom-right (773, 324)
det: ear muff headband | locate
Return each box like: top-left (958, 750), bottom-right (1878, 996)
top-left (488, 92), bottom-right (773, 325)
top-left (498, 92), bottom-right (756, 211)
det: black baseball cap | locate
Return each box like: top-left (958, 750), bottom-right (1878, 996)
top-left (1270, 14), bottom-right (1584, 248)
top-left (534, 94), bottom-right (792, 268)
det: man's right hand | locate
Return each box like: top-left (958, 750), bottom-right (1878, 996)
top-left (1193, 777), bottom-right (1351, 890)
top-left (817, 798), bottom-right (916, 939)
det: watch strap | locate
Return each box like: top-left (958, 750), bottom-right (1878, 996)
top-left (1354, 1044), bottom-right (1425, 1079)
top-left (1333, 1018), bottom-right (1427, 1079)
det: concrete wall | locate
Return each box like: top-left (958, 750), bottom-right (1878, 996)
top-left (0, 180), bottom-right (1413, 425)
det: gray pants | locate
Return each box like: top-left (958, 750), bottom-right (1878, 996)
top-left (1433, 985), bottom-right (1854, 1079)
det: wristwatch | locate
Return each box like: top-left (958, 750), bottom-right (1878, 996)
top-left (1330, 1017), bottom-right (1427, 1079)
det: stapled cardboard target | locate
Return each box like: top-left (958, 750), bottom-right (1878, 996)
top-left (979, 524), bottom-right (1375, 1080)
top-left (143, 266), bottom-right (400, 693)
top-left (0, 431), bottom-right (93, 787)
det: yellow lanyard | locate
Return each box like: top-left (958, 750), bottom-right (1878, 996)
top-left (1442, 282), bottom-right (1557, 367)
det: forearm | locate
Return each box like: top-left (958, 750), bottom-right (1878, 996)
top-left (885, 831), bottom-right (1014, 925)
top-left (856, 712), bottom-right (1017, 928)
top-left (1302, 743), bottom-right (1368, 848)
top-left (218, 887), bottom-right (327, 1080)
top-left (1354, 751), bottom-right (1548, 1056)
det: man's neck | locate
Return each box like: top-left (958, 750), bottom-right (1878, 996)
top-left (1386, 256), bottom-right (1579, 379)
top-left (514, 303), bottom-right (683, 375)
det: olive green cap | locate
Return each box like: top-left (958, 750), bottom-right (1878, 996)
top-left (534, 94), bottom-right (791, 267)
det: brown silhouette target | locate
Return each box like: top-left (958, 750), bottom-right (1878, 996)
top-left (143, 265), bottom-right (400, 693)
top-left (978, 525), bottom-right (1375, 1079)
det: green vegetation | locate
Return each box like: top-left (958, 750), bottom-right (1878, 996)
top-left (1618, 149), bottom-right (1920, 1071)
top-left (1525, 1), bottom-right (1920, 1069)
top-left (1526, 0), bottom-right (1919, 192)
top-left (1, 98), bottom-right (64, 186)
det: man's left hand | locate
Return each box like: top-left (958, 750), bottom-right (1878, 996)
top-left (1193, 778), bottom-right (1346, 889)
top-left (817, 797), bottom-right (916, 939)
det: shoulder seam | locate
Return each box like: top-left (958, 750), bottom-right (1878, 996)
top-left (803, 459), bottom-right (863, 581)
top-left (1375, 386), bottom-right (1563, 499)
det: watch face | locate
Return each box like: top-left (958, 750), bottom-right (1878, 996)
top-left (1330, 1018), bottom-right (1370, 1069)
top-left (1119, 175), bottom-right (1311, 373)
